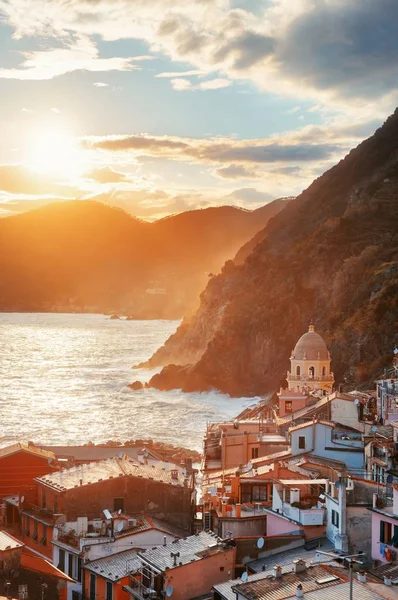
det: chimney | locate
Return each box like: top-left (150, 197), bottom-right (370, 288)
top-left (235, 504), bottom-right (241, 518)
top-left (222, 503), bottom-right (227, 517)
top-left (163, 536), bottom-right (167, 547)
top-left (273, 565), bottom-right (282, 579)
top-left (79, 478), bottom-right (83, 486)
top-left (293, 559), bottom-right (306, 574)
top-left (296, 583), bottom-right (304, 598)
top-left (357, 571), bottom-right (366, 583)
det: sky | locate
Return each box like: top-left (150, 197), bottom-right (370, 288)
top-left (0, 0), bottom-right (397, 219)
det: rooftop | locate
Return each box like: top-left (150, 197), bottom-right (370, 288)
top-left (232, 564), bottom-right (343, 600)
top-left (84, 549), bottom-right (141, 582)
top-left (0, 443), bottom-right (55, 461)
top-left (36, 456), bottom-right (192, 491)
top-left (291, 325), bottom-right (330, 361)
top-left (247, 538), bottom-right (334, 573)
top-left (0, 530), bottom-right (24, 552)
top-left (139, 531), bottom-right (230, 571)
top-left (276, 391), bottom-right (357, 427)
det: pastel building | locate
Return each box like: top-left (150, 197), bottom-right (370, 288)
top-left (371, 485), bottom-right (398, 564)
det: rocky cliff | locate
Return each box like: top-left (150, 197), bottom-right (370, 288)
top-left (146, 109), bottom-right (398, 395)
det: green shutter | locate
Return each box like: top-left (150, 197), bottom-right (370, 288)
top-left (380, 520), bottom-right (385, 543)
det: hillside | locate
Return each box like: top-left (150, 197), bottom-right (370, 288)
top-left (0, 198), bottom-right (286, 318)
top-left (146, 109), bottom-right (398, 394)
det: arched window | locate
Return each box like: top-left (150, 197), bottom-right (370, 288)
top-left (296, 365), bottom-right (301, 376)
top-left (322, 366), bottom-right (326, 377)
top-left (309, 366), bottom-right (315, 379)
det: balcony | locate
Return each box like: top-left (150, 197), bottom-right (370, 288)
top-left (22, 503), bottom-right (55, 524)
top-left (287, 374), bottom-right (334, 382)
top-left (124, 576), bottom-right (159, 600)
top-left (279, 502), bottom-right (325, 526)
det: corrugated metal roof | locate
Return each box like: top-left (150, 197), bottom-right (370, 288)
top-left (247, 539), bottom-right (334, 573)
top-left (84, 549), bottom-right (141, 582)
top-left (0, 530), bottom-right (24, 552)
top-left (232, 564), bottom-right (343, 600)
top-left (139, 531), bottom-right (229, 571)
top-left (36, 457), bottom-right (192, 491)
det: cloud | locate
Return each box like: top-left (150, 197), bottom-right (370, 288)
top-left (156, 70), bottom-right (205, 78)
top-left (93, 81), bottom-right (109, 87)
top-left (85, 166), bottom-right (128, 184)
top-left (225, 187), bottom-right (274, 206)
top-left (0, 164), bottom-right (80, 196)
top-left (170, 77), bottom-right (231, 91)
top-left (215, 164), bottom-right (258, 179)
top-left (51, 107), bottom-right (61, 113)
top-left (0, 35), bottom-right (143, 80)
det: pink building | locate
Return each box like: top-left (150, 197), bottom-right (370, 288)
top-left (371, 486), bottom-right (398, 563)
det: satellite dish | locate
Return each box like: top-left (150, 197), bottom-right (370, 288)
top-left (166, 584), bottom-right (174, 597)
top-left (257, 537), bottom-right (265, 549)
top-left (103, 509), bottom-right (112, 520)
top-left (393, 347), bottom-right (398, 355)
top-left (334, 481), bottom-right (341, 489)
top-left (20, 496), bottom-right (25, 504)
top-left (118, 509), bottom-right (122, 515)
top-left (116, 521), bottom-right (124, 532)
top-left (354, 398), bottom-right (359, 405)
top-left (241, 572), bottom-right (248, 582)
top-left (387, 474), bottom-right (393, 484)
top-left (371, 426), bottom-right (378, 432)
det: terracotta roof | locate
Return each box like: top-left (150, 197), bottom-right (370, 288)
top-left (0, 443), bottom-right (55, 461)
top-left (36, 457), bottom-right (192, 491)
top-left (277, 392), bottom-right (356, 426)
top-left (21, 548), bottom-right (74, 582)
top-left (0, 530), bottom-right (24, 552)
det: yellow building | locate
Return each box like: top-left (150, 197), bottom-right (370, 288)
top-left (287, 324), bottom-right (334, 394)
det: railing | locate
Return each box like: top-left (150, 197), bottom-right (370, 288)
top-left (126, 576), bottom-right (159, 600)
top-left (22, 503), bottom-right (55, 520)
top-left (287, 374), bottom-right (334, 382)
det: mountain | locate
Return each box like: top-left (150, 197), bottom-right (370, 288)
top-left (146, 109), bottom-right (398, 395)
top-left (0, 198), bottom-right (287, 317)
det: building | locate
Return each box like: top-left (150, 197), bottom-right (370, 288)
top-left (124, 531), bottom-right (236, 600)
top-left (288, 420), bottom-right (364, 471)
top-left (286, 325), bottom-right (334, 395)
top-left (370, 484), bottom-right (398, 565)
top-left (0, 530), bottom-right (24, 576)
top-left (264, 478), bottom-right (327, 540)
top-left (83, 549), bottom-right (141, 600)
top-left (375, 354), bottom-right (398, 425)
top-left (0, 443), bottom-right (57, 499)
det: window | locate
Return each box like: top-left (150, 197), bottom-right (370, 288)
top-left (285, 401), bottom-right (293, 414)
top-left (23, 516), bottom-right (30, 536)
top-left (42, 491), bottom-right (46, 509)
top-left (309, 366), bottom-right (315, 378)
top-left (322, 366), bottom-right (326, 377)
top-left (113, 497), bottom-right (124, 512)
top-left (32, 520), bottom-right (38, 541)
top-left (90, 574), bottom-right (96, 600)
top-left (68, 553), bottom-right (74, 579)
top-left (296, 366), bottom-right (301, 376)
top-left (252, 486), bottom-right (267, 501)
top-left (298, 436), bottom-right (306, 450)
top-left (251, 447), bottom-right (259, 459)
top-left (380, 520), bottom-right (392, 544)
top-left (390, 525), bottom-right (398, 548)
top-left (77, 557), bottom-right (83, 583)
top-left (106, 581), bottom-right (113, 600)
top-left (58, 549), bottom-right (65, 572)
top-left (40, 525), bottom-right (47, 546)
top-left (331, 510), bottom-right (339, 528)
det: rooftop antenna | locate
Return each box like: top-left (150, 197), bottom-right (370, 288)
top-left (170, 551), bottom-right (180, 567)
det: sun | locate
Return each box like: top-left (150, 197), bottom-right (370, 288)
top-left (27, 125), bottom-right (86, 179)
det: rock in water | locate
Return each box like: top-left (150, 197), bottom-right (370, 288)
top-left (128, 380), bottom-right (144, 390)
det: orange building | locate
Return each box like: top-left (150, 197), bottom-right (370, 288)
top-left (125, 531), bottom-right (236, 600)
top-left (83, 549), bottom-right (141, 600)
top-left (0, 444), bottom-right (57, 499)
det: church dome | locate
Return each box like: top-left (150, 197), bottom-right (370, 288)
top-left (292, 325), bottom-right (329, 361)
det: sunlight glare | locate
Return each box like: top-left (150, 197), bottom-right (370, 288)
top-left (27, 125), bottom-right (86, 179)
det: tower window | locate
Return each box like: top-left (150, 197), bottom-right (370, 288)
top-left (309, 366), bottom-right (315, 378)
top-left (285, 401), bottom-right (293, 413)
top-left (322, 366), bottom-right (326, 376)
top-left (296, 366), bottom-right (301, 376)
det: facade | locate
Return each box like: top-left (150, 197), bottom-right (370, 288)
top-left (288, 420), bottom-right (364, 470)
top-left (83, 549), bottom-right (141, 600)
top-left (124, 531), bottom-right (236, 600)
top-left (0, 444), bottom-right (57, 499)
top-left (286, 325), bottom-right (334, 395)
top-left (370, 486), bottom-right (398, 564)
top-left (376, 359), bottom-right (398, 425)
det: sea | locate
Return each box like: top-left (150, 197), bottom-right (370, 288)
top-left (0, 313), bottom-right (256, 452)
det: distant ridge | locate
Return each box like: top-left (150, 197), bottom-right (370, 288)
top-left (0, 197), bottom-right (288, 318)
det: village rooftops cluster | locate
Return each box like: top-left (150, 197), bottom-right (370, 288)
top-left (139, 530), bottom-right (227, 570)
top-left (35, 456), bottom-right (191, 491)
